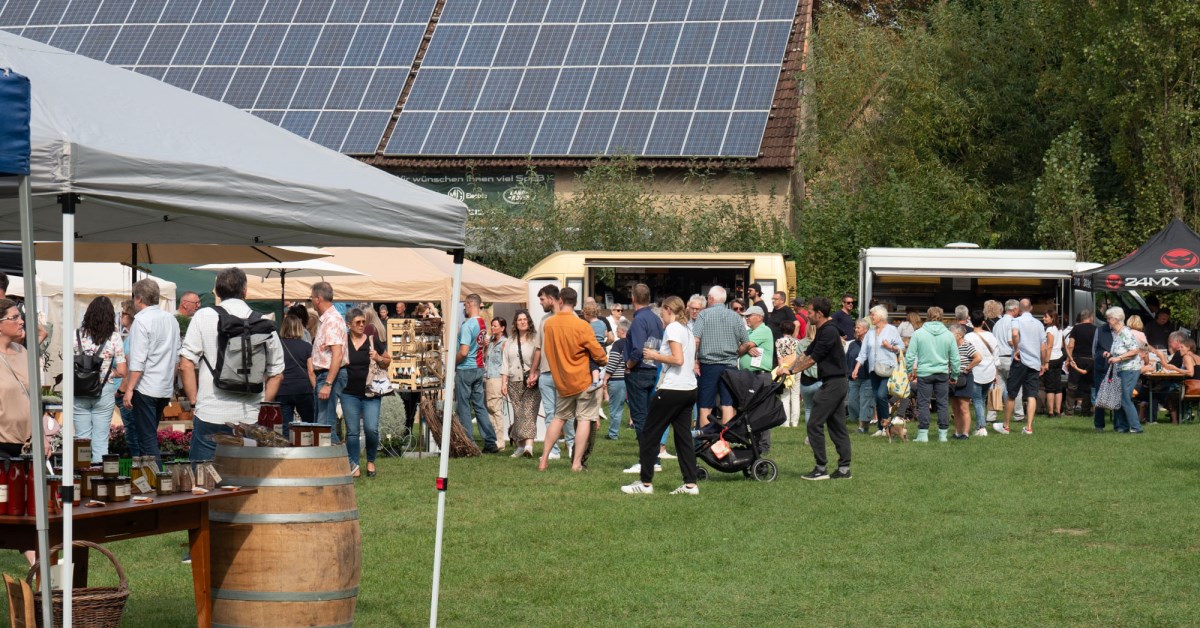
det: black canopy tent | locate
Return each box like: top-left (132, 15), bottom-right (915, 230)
top-left (1073, 219), bottom-right (1200, 292)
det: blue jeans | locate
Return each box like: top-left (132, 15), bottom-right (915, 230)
top-left (73, 382), bottom-right (118, 464)
top-left (277, 392), bottom-right (315, 438)
top-left (455, 367), bottom-right (495, 447)
top-left (341, 393), bottom-right (381, 466)
top-left (626, 367), bottom-right (657, 436)
top-left (1115, 369), bottom-right (1143, 433)
top-left (867, 373), bottom-right (891, 424)
top-left (189, 416), bottom-right (234, 465)
top-left (800, 381), bottom-right (823, 425)
top-left (972, 380), bottom-right (992, 429)
top-left (847, 378), bottom-right (874, 422)
top-left (539, 372), bottom-right (572, 455)
top-left (315, 369), bottom-right (348, 444)
top-left (606, 379), bottom-right (627, 438)
top-left (130, 390), bottom-right (167, 470)
top-left (118, 402), bottom-right (139, 457)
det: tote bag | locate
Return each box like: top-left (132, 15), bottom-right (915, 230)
top-left (1095, 365), bottom-right (1123, 410)
top-left (987, 381), bottom-right (1004, 411)
top-left (872, 332), bottom-right (894, 378)
top-left (888, 349), bottom-right (911, 399)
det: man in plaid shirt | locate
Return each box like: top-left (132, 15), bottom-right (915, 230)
top-left (693, 286), bottom-right (755, 427)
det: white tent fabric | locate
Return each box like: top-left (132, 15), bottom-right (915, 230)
top-left (0, 32), bottom-right (468, 627)
top-left (0, 32), bottom-right (466, 248)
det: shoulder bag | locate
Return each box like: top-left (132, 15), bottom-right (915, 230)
top-left (366, 337), bottom-right (392, 397)
top-left (887, 348), bottom-right (911, 399)
top-left (1095, 364), bottom-right (1123, 410)
top-left (872, 330), bottom-right (894, 378)
top-left (516, 333), bottom-right (534, 388)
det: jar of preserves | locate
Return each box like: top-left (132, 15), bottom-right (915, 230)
top-left (310, 424), bottom-right (333, 447)
top-left (79, 467), bottom-right (99, 499)
top-left (112, 476), bottom-right (131, 502)
top-left (45, 475), bottom-right (62, 515)
top-left (102, 454), bottom-right (120, 478)
top-left (156, 471), bottom-right (173, 495)
top-left (73, 438), bottom-right (91, 470)
top-left (71, 474), bottom-right (81, 506)
top-left (290, 423), bottom-right (314, 447)
top-left (93, 477), bottom-right (110, 502)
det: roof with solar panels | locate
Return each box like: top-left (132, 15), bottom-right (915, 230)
top-left (0, 0), bottom-right (811, 170)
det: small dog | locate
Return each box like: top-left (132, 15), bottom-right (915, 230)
top-left (884, 416), bottom-right (908, 443)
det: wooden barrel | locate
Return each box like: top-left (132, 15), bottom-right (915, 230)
top-left (210, 445), bottom-right (360, 628)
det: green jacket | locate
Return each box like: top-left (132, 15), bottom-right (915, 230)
top-left (904, 321), bottom-right (960, 378)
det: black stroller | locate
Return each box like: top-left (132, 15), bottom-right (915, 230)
top-left (694, 369), bottom-right (787, 482)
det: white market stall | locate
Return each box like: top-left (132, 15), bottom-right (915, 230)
top-left (0, 31), bottom-right (467, 628)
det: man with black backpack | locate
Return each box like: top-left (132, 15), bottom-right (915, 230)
top-left (179, 268), bottom-right (284, 463)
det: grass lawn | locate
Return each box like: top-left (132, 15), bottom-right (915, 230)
top-left (4, 415), bottom-right (1200, 626)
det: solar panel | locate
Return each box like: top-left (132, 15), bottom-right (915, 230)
top-left (386, 0), bottom-right (798, 158)
top-left (0, 0), bottom-right (439, 154)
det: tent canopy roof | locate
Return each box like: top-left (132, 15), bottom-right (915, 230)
top-left (1074, 219), bottom-right (1200, 291)
top-left (0, 32), bottom-right (466, 249)
top-left (244, 248), bottom-right (527, 304)
top-left (10, 260), bottom-right (174, 299)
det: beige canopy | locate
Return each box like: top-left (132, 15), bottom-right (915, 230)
top-left (243, 248), bottom-right (528, 305)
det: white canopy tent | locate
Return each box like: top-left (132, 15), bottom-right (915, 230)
top-left (0, 31), bottom-right (467, 627)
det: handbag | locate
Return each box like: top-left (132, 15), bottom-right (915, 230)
top-left (1095, 365), bottom-right (1123, 410)
top-left (887, 348), bottom-right (911, 399)
top-left (365, 338), bottom-right (393, 397)
top-left (1183, 379), bottom-right (1200, 399)
top-left (987, 381), bottom-right (1004, 411)
top-left (872, 331), bottom-right (894, 378)
top-left (516, 333), bottom-right (533, 388)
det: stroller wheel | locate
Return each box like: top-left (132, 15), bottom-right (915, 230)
top-left (751, 459), bottom-right (778, 482)
top-left (695, 467), bottom-right (708, 481)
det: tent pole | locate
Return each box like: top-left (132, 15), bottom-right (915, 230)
top-left (20, 176), bottom-right (52, 628)
top-left (280, 269), bottom-right (286, 316)
top-left (131, 243), bottom-right (137, 287)
top-left (59, 193), bottom-right (78, 628)
top-left (430, 248), bottom-right (464, 628)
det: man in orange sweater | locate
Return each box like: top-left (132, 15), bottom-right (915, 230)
top-left (539, 287), bottom-right (608, 472)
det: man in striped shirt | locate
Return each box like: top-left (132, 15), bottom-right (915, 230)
top-left (603, 320), bottom-right (631, 440)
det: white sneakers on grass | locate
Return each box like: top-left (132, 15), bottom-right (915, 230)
top-left (622, 463), bottom-right (663, 474)
top-left (620, 482), bottom-right (698, 495)
top-left (973, 427), bottom-right (988, 437)
top-left (992, 422), bottom-right (1010, 434)
top-left (658, 451), bottom-right (677, 459)
top-left (669, 485), bottom-right (699, 495)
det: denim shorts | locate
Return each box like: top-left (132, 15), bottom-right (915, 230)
top-left (697, 362), bottom-right (733, 409)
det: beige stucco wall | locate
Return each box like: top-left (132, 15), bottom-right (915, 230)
top-left (548, 168), bottom-right (795, 226)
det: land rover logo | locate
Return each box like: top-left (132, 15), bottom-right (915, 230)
top-left (1160, 247), bottom-right (1199, 269)
top-left (503, 187), bottom-right (529, 205)
top-left (447, 187), bottom-right (466, 201)
top-left (1105, 274), bottom-right (1123, 290)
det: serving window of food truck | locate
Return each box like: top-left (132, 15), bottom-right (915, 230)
top-left (523, 252), bottom-right (791, 315)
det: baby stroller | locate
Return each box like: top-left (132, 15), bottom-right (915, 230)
top-left (694, 369), bottom-right (787, 482)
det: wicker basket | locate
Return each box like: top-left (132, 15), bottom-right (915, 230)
top-left (25, 540), bottom-right (129, 628)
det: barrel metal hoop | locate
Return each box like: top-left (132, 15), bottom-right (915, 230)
top-left (219, 475), bottom-right (353, 488)
top-left (209, 510), bottom-right (359, 524)
top-left (213, 586), bottom-right (359, 602)
top-left (215, 445), bottom-right (349, 460)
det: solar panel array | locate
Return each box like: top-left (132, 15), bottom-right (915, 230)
top-left (0, 0), bottom-right (800, 159)
top-left (386, 0), bottom-right (797, 158)
top-left (0, 0), bottom-right (436, 154)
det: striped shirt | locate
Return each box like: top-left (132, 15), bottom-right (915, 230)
top-left (604, 338), bottom-right (627, 380)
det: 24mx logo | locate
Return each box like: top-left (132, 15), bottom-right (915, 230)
top-left (1124, 276), bottom-right (1180, 288)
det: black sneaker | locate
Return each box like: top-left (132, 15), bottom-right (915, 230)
top-left (801, 467), bottom-right (830, 481)
top-left (830, 468), bottom-right (852, 480)
top-left (482, 444), bottom-right (500, 454)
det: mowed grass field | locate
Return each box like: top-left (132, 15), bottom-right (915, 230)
top-left (4, 415), bottom-right (1200, 626)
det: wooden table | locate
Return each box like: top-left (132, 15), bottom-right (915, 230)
top-left (1143, 371), bottom-right (1187, 421)
top-left (0, 488), bottom-right (256, 628)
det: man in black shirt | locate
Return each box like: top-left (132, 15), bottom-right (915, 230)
top-left (777, 297), bottom-right (851, 480)
top-left (746, 283), bottom-right (767, 313)
top-left (766, 291), bottom-right (795, 341)
top-left (1065, 310), bottom-right (1096, 415)
top-left (832, 293), bottom-right (856, 339)
top-left (1143, 307), bottom-right (1177, 348)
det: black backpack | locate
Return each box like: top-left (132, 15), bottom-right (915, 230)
top-left (74, 329), bottom-right (114, 398)
top-left (200, 306), bottom-right (277, 394)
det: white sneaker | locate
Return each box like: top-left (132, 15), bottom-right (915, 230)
top-left (871, 429), bottom-right (885, 437)
top-left (620, 481), bottom-right (653, 494)
top-left (547, 450), bottom-right (561, 460)
top-left (992, 422), bottom-right (1010, 434)
top-left (509, 446), bottom-right (526, 458)
top-left (658, 450), bottom-right (677, 459)
top-left (669, 484), bottom-right (699, 495)
top-left (623, 463), bottom-right (641, 474)
top-left (973, 427), bottom-right (988, 437)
